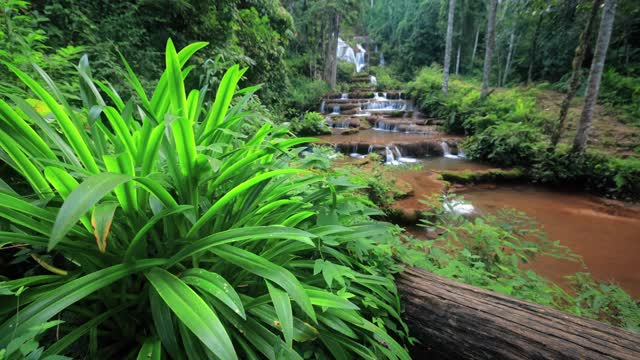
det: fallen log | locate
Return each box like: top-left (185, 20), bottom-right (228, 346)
top-left (397, 267), bottom-right (640, 359)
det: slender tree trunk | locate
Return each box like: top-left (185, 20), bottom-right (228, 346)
top-left (323, 12), bottom-right (340, 90)
top-left (442, 0), bottom-right (456, 93)
top-left (481, 0), bottom-right (498, 98)
top-left (502, 31), bottom-right (516, 86)
top-left (551, 0), bottom-right (603, 148)
top-left (455, 43), bottom-right (461, 75)
top-left (527, 12), bottom-right (544, 85)
top-left (572, 0), bottom-right (617, 154)
top-left (470, 26), bottom-right (480, 68)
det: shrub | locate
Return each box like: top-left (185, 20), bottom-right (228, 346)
top-left (0, 40), bottom-right (410, 359)
top-left (286, 76), bottom-right (330, 112)
top-left (337, 61), bottom-right (356, 83)
top-left (464, 122), bottom-right (547, 167)
top-left (599, 69), bottom-right (640, 126)
top-left (289, 111), bottom-right (331, 136)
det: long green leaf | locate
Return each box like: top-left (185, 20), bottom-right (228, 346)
top-left (266, 280), bottom-right (293, 348)
top-left (3, 62), bottom-right (99, 173)
top-left (145, 267), bottom-right (237, 360)
top-left (0, 259), bottom-right (165, 347)
top-left (181, 268), bottom-right (245, 319)
top-left (211, 245), bottom-right (316, 323)
top-left (49, 173), bottom-right (132, 251)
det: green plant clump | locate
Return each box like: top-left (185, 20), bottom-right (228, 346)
top-left (0, 40), bottom-right (410, 359)
top-left (289, 111), bottom-right (331, 136)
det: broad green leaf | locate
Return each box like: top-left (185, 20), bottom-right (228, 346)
top-left (145, 268), bottom-right (237, 360)
top-left (266, 280), bottom-right (294, 348)
top-left (136, 338), bottom-right (162, 360)
top-left (211, 245), bottom-right (316, 323)
top-left (49, 173), bottom-right (132, 251)
top-left (181, 268), bottom-right (245, 319)
top-left (150, 288), bottom-right (182, 360)
top-left (91, 202), bottom-right (119, 253)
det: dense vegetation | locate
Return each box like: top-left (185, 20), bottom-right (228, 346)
top-left (1, 0), bottom-right (639, 358)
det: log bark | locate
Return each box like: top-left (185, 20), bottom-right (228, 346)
top-left (397, 267), bottom-right (640, 360)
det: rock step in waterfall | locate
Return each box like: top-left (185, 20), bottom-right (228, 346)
top-left (318, 71), bottom-right (465, 165)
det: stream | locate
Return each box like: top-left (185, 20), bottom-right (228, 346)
top-left (320, 73), bottom-right (640, 298)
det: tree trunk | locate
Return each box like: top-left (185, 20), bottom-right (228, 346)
top-left (481, 0), bottom-right (498, 98)
top-left (502, 31), bottom-right (516, 86)
top-left (397, 267), bottom-right (640, 360)
top-left (550, 0), bottom-right (603, 148)
top-left (455, 43), bottom-right (461, 75)
top-left (572, 0), bottom-right (617, 154)
top-left (527, 12), bottom-right (544, 85)
top-left (323, 12), bottom-right (340, 91)
top-left (470, 26), bottom-right (480, 68)
top-left (442, 0), bottom-right (456, 93)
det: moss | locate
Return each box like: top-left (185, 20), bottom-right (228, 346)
top-left (439, 168), bottom-right (525, 185)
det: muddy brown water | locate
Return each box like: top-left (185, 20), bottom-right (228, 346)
top-left (460, 186), bottom-right (640, 298)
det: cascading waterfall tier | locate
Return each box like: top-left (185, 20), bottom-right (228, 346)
top-left (337, 38), bottom-right (367, 73)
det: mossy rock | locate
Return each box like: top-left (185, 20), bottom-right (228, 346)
top-left (439, 168), bottom-right (525, 185)
top-left (340, 128), bottom-right (359, 135)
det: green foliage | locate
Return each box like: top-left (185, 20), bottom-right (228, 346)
top-left (464, 122), bottom-right (547, 167)
top-left (289, 111), bottom-right (331, 136)
top-left (0, 40), bottom-right (410, 359)
top-left (396, 195), bottom-right (640, 329)
top-left (337, 61), bottom-right (356, 83)
top-left (0, 0), bottom-right (83, 96)
top-left (409, 66), bottom-right (640, 200)
top-left (285, 75), bottom-right (330, 112)
top-left (599, 69), bottom-right (640, 126)
top-left (568, 273), bottom-right (640, 331)
top-left (369, 66), bottom-right (403, 90)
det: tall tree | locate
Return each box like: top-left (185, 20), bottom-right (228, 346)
top-left (527, 10), bottom-right (545, 85)
top-left (470, 25), bottom-right (480, 68)
top-left (572, 0), bottom-right (617, 154)
top-left (442, 0), bottom-right (456, 93)
top-left (550, 0), bottom-right (603, 148)
top-left (502, 30), bottom-right (516, 85)
top-left (481, 0), bottom-right (498, 98)
top-left (324, 11), bottom-right (341, 90)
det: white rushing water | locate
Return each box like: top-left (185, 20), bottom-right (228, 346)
top-left (443, 198), bottom-right (475, 215)
top-left (330, 105), bottom-right (341, 115)
top-left (370, 75), bottom-right (377, 85)
top-left (341, 93), bottom-right (348, 100)
top-left (337, 38), bottom-right (367, 73)
top-left (384, 146), bottom-right (417, 165)
top-left (441, 141), bottom-right (466, 159)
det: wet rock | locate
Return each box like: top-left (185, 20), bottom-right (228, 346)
top-left (340, 128), bottom-right (359, 135)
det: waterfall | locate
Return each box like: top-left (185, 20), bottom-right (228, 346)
top-left (393, 146), bottom-right (418, 163)
top-left (337, 38), bottom-right (367, 73)
top-left (341, 93), bottom-right (348, 100)
top-left (355, 44), bottom-right (366, 73)
top-left (366, 101), bottom-right (408, 112)
top-left (330, 106), bottom-right (341, 115)
top-left (380, 52), bottom-right (385, 66)
top-left (370, 76), bottom-right (377, 85)
top-left (384, 146), bottom-right (399, 165)
top-left (320, 100), bottom-right (326, 114)
top-left (441, 141), bottom-right (464, 159)
top-left (367, 145), bottom-right (374, 154)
